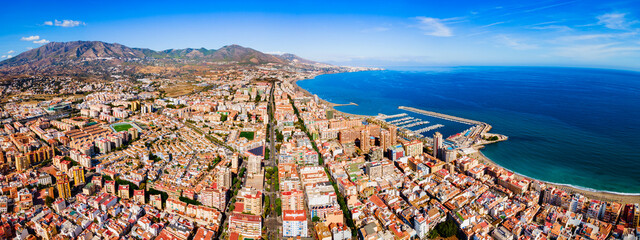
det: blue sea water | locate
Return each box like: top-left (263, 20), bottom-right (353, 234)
top-left (297, 67), bottom-right (640, 194)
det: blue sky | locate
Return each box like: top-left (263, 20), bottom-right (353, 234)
top-left (1, 0), bottom-right (639, 69)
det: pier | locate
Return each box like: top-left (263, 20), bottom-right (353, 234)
top-left (414, 124), bottom-right (444, 134)
top-left (398, 106), bottom-right (483, 125)
top-left (331, 102), bottom-right (358, 107)
top-left (388, 117), bottom-right (413, 124)
top-left (399, 120), bottom-right (429, 128)
top-left (395, 118), bottom-right (420, 126)
top-left (376, 113), bottom-right (407, 120)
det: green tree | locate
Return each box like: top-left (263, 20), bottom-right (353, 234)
top-left (275, 198), bottom-right (282, 216)
top-left (45, 196), bottom-right (54, 206)
top-left (435, 219), bottom-right (458, 238)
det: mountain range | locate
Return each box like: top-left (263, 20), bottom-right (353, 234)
top-left (0, 41), bottom-right (325, 77)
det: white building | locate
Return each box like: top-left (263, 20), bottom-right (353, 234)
top-left (282, 210), bottom-right (308, 237)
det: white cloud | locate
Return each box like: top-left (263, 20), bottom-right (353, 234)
top-left (415, 17), bottom-right (453, 37)
top-left (496, 35), bottom-right (538, 50)
top-left (34, 39), bottom-right (50, 44)
top-left (529, 25), bottom-right (573, 32)
top-left (7, 50), bottom-right (14, 54)
top-left (26, 47), bottom-right (33, 50)
top-left (521, 0), bottom-right (578, 13)
top-left (21, 35), bottom-right (40, 41)
top-left (556, 43), bottom-right (640, 59)
top-left (43, 19), bottom-right (85, 27)
top-left (557, 34), bottom-right (615, 41)
top-left (479, 21), bottom-right (505, 28)
top-left (555, 31), bottom-right (638, 42)
top-left (597, 13), bottom-right (637, 30)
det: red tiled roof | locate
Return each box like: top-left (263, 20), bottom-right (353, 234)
top-left (282, 210), bottom-right (307, 221)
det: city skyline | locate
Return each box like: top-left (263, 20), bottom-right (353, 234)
top-left (1, 1), bottom-right (640, 239)
top-left (1, 0), bottom-right (640, 70)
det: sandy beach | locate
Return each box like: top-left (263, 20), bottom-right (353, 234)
top-left (469, 150), bottom-right (640, 204)
top-left (293, 74), bottom-right (640, 205)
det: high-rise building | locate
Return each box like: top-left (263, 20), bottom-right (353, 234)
top-left (433, 132), bottom-right (443, 160)
top-left (631, 203), bottom-right (640, 227)
top-left (247, 154), bottom-right (261, 174)
top-left (388, 144), bottom-right (405, 161)
top-left (134, 189), bottom-right (145, 204)
top-left (200, 187), bottom-right (227, 211)
top-left (444, 149), bottom-right (457, 163)
top-left (150, 194), bottom-right (163, 209)
top-left (366, 162), bottom-right (383, 179)
top-left (105, 180), bottom-right (116, 194)
top-left (71, 166), bottom-right (85, 186)
top-left (236, 187), bottom-right (262, 215)
top-left (79, 154), bottom-right (92, 168)
top-left (142, 104), bottom-right (153, 114)
top-left (282, 210), bottom-right (309, 237)
top-left (281, 190), bottom-right (305, 211)
top-left (231, 153), bottom-right (239, 171)
top-left (15, 154), bottom-right (29, 172)
top-left (128, 127), bottom-right (139, 140)
top-left (56, 172), bottom-right (71, 200)
top-left (326, 109), bottom-right (334, 120)
top-left (130, 101), bottom-right (141, 111)
top-left (360, 127), bottom-right (370, 153)
top-left (368, 146), bottom-right (383, 161)
top-left (119, 185), bottom-right (130, 199)
top-left (389, 125), bottom-right (397, 146)
top-left (403, 140), bottom-right (423, 157)
top-left (217, 167), bottom-right (232, 190)
top-left (380, 130), bottom-right (390, 150)
top-left (228, 213), bottom-right (262, 238)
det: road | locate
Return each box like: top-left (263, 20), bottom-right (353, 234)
top-left (266, 79), bottom-right (277, 168)
top-left (264, 79), bottom-right (281, 239)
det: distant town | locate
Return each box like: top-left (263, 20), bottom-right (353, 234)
top-left (0, 42), bottom-right (638, 240)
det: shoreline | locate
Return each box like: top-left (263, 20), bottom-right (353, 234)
top-left (469, 150), bottom-right (640, 204)
top-left (291, 73), bottom-right (640, 204)
top-left (292, 77), bottom-right (372, 119)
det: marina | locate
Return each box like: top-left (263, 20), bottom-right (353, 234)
top-left (375, 106), bottom-right (504, 148)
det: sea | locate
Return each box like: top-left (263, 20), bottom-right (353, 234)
top-left (297, 66), bottom-right (640, 194)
